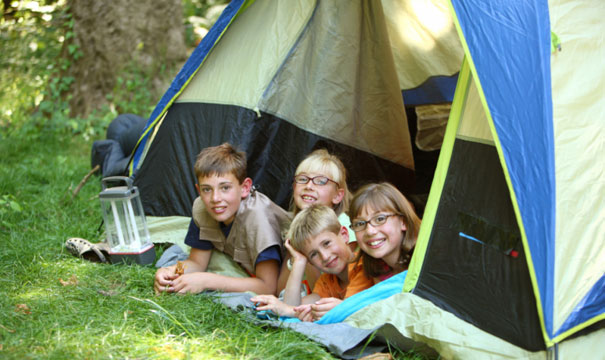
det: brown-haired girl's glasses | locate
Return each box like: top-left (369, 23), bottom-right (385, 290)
top-left (350, 213), bottom-right (401, 232)
top-left (293, 174), bottom-right (339, 186)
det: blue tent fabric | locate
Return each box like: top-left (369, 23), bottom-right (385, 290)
top-left (556, 274), bottom-right (605, 337)
top-left (279, 271), bottom-right (407, 325)
top-left (451, 0), bottom-right (556, 337)
top-left (402, 75), bottom-right (458, 106)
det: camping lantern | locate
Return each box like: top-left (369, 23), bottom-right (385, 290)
top-left (99, 176), bottom-right (155, 265)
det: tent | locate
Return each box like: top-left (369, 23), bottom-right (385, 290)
top-left (128, 0), bottom-right (605, 358)
top-left (128, 0), bottom-right (464, 216)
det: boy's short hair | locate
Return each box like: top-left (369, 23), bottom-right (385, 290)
top-left (287, 205), bottom-right (342, 252)
top-left (194, 143), bottom-right (247, 183)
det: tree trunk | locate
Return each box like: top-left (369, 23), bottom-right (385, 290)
top-left (64, 0), bottom-right (187, 117)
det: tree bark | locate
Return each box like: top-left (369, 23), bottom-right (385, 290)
top-left (64, 0), bottom-right (187, 117)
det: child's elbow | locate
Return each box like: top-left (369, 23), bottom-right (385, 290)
top-left (262, 281), bottom-right (277, 296)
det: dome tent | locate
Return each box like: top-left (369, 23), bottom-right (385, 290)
top-left (128, 0), bottom-right (605, 357)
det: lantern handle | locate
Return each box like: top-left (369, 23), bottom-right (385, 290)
top-left (101, 176), bottom-right (134, 191)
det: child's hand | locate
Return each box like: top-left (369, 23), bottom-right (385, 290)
top-left (250, 295), bottom-right (294, 317)
top-left (310, 297), bottom-right (342, 321)
top-left (250, 294), bottom-right (279, 307)
top-left (284, 238), bottom-right (307, 268)
top-left (169, 272), bottom-right (209, 294)
top-left (154, 266), bottom-right (179, 295)
top-left (293, 304), bottom-right (313, 322)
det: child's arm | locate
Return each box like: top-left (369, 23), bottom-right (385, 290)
top-left (276, 254), bottom-right (291, 295)
top-left (282, 239), bottom-right (310, 306)
top-left (154, 248), bottom-right (211, 294)
top-left (170, 259), bottom-right (280, 294)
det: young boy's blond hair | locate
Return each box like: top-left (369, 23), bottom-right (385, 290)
top-left (287, 205), bottom-right (342, 252)
top-left (194, 142), bottom-right (247, 183)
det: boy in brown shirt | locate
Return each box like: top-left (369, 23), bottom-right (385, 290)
top-left (154, 143), bottom-right (291, 295)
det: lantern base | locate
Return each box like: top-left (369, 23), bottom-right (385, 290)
top-left (109, 244), bottom-right (156, 265)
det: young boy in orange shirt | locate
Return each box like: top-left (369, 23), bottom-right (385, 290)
top-left (252, 205), bottom-right (373, 322)
top-left (154, 143), bottom-right (291, 295)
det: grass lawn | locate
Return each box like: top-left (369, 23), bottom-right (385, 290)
top-left (0, 131), bottom-right (423, 359)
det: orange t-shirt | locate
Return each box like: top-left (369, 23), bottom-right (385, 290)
top-left (312, 257), bottom-right (373, 299)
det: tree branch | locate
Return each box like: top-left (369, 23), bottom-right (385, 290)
top-left (71, 165), bottom-right (100, 200)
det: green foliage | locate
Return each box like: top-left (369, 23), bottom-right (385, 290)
top-left (108, 61), bottom-right (161, 117)
top-left (0, 2), bottom-right (164, 142)
top-left (0, 0), bottom-right (230, 142)
top-left (0, 2), bottom-right (99, 141)
top-left (0, 2), bottom-right (64, 137)
top-left (182, 0), bottom-right (229, 19)
top-left (30, 6), bottom-right (97, 139)
top-left (182, 0), bottom-right (230, 47)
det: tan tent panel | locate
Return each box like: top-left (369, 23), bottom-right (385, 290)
top-left (550, 0), bottom-right (605, 333)
top-left (177, 1), bottom-right (315, 109)
top-left (260, 0), bottom-right (413, 169)
top-left (383, 0), bottom-right (463, 90)
top-left (178, 0), bottom-right (464, 170)
top-left (456, 74), bottom-right (493, 144)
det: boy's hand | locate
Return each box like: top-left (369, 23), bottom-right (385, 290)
top-left (169, 272), bottom-right (210, 294)
top-left (250, 294), bottom-right (295, 317)
top-left (310, 297), bottom-right (342, 321)
top-left (293, 304), bottom-right (313, 322)
top-left (284, 238), bottom-right (307, 268)
top-left (154, 266), bottom-right (178, 295)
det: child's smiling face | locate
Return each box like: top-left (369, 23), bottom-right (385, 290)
top-left (353, 205), bottom-right (406, 268)
top-left (196, 173), bottom-right (251, 225)
top-left (301, 227), bottom-right (351, 275)
top-left (292, 172), bottom-right (344, 212)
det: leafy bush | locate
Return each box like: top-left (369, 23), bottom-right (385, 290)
top-left (0, 2), bottom-right (64, 137)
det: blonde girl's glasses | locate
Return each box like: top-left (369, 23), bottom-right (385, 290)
top-left (293, 174), bottom-right (339, 186)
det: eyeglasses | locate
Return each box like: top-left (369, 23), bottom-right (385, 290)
top-left (294, 174), bottom-right (339, 186)
top-left (349, 213), bottom-right (401, 232)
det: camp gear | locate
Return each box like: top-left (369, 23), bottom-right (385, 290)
top-left (65, 237), bottom-right (109, 263)
top-left (99, 176), bottom-right (155, 265)
top-left (91, 114), bottom-right (146, 177)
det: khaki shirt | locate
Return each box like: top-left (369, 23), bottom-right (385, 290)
top-left (191, 189), bottom-right (291, 274)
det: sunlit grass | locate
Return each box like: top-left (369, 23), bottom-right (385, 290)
top-left (0, 130), bottom-right (340, 359)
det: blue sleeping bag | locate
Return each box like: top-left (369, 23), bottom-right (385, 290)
top-left (282, 270), bottom-right (407, 324)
